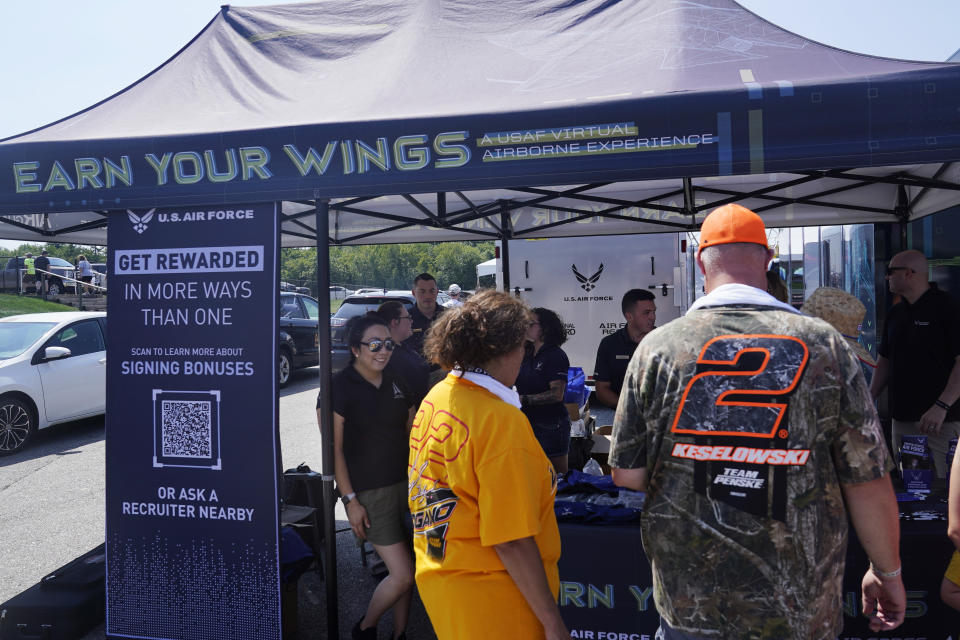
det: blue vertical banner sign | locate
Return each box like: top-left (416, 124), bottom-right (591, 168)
top-left (105, 203), bottom-right (280, 639)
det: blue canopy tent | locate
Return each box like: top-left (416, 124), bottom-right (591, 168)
top-left (1, 0), bottom-right (958, 246)
top-left (1, 0), bottom-right (958, 635)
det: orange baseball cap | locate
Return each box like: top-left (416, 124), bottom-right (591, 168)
top-left (698, 203), bottom-right (768, 255)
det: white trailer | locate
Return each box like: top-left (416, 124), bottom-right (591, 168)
top-left (496, 234), bottom-right (690, 374)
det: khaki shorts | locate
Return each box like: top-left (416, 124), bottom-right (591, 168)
top-left (355, 480), bottom-right (409, 546)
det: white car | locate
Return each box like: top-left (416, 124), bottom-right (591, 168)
top-left (0, 311), bottom-right (107, 455)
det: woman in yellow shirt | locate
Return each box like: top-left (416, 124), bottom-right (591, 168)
top-left (409, 290), bottom-right (571, 640)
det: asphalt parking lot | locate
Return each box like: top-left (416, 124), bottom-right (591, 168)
top-left (0, 366), bottom-right (436, 639)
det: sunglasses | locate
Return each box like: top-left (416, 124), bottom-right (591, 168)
top-left (358, 339), bottom-right (396, 353)
top-left (885, 266), bottom-right (913, 275)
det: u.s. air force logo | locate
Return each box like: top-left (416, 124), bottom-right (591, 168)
top-left (127, 208), bottom-right (155, 234)
top-left (572, 263), bottom-right (603, 292)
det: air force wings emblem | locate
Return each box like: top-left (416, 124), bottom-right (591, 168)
top-left (127, 208), bottom-right (155, 234)
top-left (572, 263), bottom-right (604, 292)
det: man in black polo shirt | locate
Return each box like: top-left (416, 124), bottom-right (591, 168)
top-left (592, 289), bottom-right (656, 426)
top-left (33, 250), bottom-right (50, 294)
top-left (404, 272), bottom-right (445, 357)
top-left (871, 249), bottom-right (960, 477)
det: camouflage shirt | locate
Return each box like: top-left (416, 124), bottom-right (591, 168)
top-left (609, 303), bottom-right (891, 640)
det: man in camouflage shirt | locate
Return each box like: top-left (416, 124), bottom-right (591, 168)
top-left (609, 204), bottom-right (905, 639)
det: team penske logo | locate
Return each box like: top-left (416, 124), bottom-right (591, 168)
top-left (672, 443), bottom-right (809, 465)
top-left (713, 467), bottom-right (765, 489)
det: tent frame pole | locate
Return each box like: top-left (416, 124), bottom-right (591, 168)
top-left (500, 201), bottom-right (511, 293)
top-left (895, 185), bottom-right (910, 250)
top-left (315, 198), bottom-right (339, 639)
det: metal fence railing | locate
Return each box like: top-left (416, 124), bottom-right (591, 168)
top-left (13, 267), bottom-right (107, 309)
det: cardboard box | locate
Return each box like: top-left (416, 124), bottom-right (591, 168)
top-left (590, 426), bottom-right (613, 474)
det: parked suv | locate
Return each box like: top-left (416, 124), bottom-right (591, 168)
top-left (279, 292), bottom-right (320, 387)
top-left (0, 256), bottom-right (78, 295)
top-left (330, 292), bottom-right (414, 372)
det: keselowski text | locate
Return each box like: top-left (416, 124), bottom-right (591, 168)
top-left (671, 443), bottom-right (810, 465)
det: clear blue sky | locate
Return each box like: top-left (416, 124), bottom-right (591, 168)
top-left (1, 0), bottom-right (958, 248)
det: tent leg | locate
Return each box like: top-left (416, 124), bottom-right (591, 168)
top-left (500, 202), bottom-right (511, 293)
top-left (315, 199), bottom-right (339, 639)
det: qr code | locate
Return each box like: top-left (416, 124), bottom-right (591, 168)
top-left (160, 400), bottom-right (212, 458)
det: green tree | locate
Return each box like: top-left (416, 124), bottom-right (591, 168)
top-left (0, 242), bottom-right (104, 264)
top-left (281, 241), bottom-right (495, 292)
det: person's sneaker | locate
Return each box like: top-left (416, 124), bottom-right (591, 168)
top-left (352, 619), bottom-right (376, 640)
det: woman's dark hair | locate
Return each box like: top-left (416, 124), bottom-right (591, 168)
top-left (424, 290), bottom-right (532, 370)
top-left (376, 300), bottom-right (406, 324)
top-left (765, 270), bottom-right (789, 303)
top-left (532, 307), bottom-right (567, 346)
top-left (344, 312), bottom-right (388, 361)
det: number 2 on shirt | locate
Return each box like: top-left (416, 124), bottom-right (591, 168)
top-left (670, 334), bottom-right (808, 438)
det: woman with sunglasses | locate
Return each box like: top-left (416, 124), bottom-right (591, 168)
top-left (409, 291), bottom-right (570, 640)
top-left (326, 312), bottom-right (415, 640)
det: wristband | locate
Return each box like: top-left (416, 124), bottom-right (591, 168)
top-left (935, 399), bottom-right (952, 411)
top-left (870, 563), bottom-right (901, 579)
top-left (341, 492), bottom-right (356, 505)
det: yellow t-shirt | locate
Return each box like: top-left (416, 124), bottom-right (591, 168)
top-left (408, 373), bottom-right (561, 639)
top-left (946, 550), bottom-right (960, 586)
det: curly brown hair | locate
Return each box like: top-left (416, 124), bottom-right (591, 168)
top-left (424, 290), bottom-right (532, 370)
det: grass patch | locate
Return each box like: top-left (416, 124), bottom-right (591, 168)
top-left (331, 299), bottom-right (343, 314)
top-left (0, 293), bottom-right (76, 318)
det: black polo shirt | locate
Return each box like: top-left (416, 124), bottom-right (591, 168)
top-left (879, 287), bottom-right (960, 422)
top-left (325, 365), bottom-right (413, 492)
top-left (516, 343), bottom-right (570, 425)
top-left (386, 342), bottom-right (430, 407)
top-left (34, 255), bottom-right (50, 275)
top-left (593, 328), bottom-right (639, 396)
top-left (404, 303), bottom-right (445, 357)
